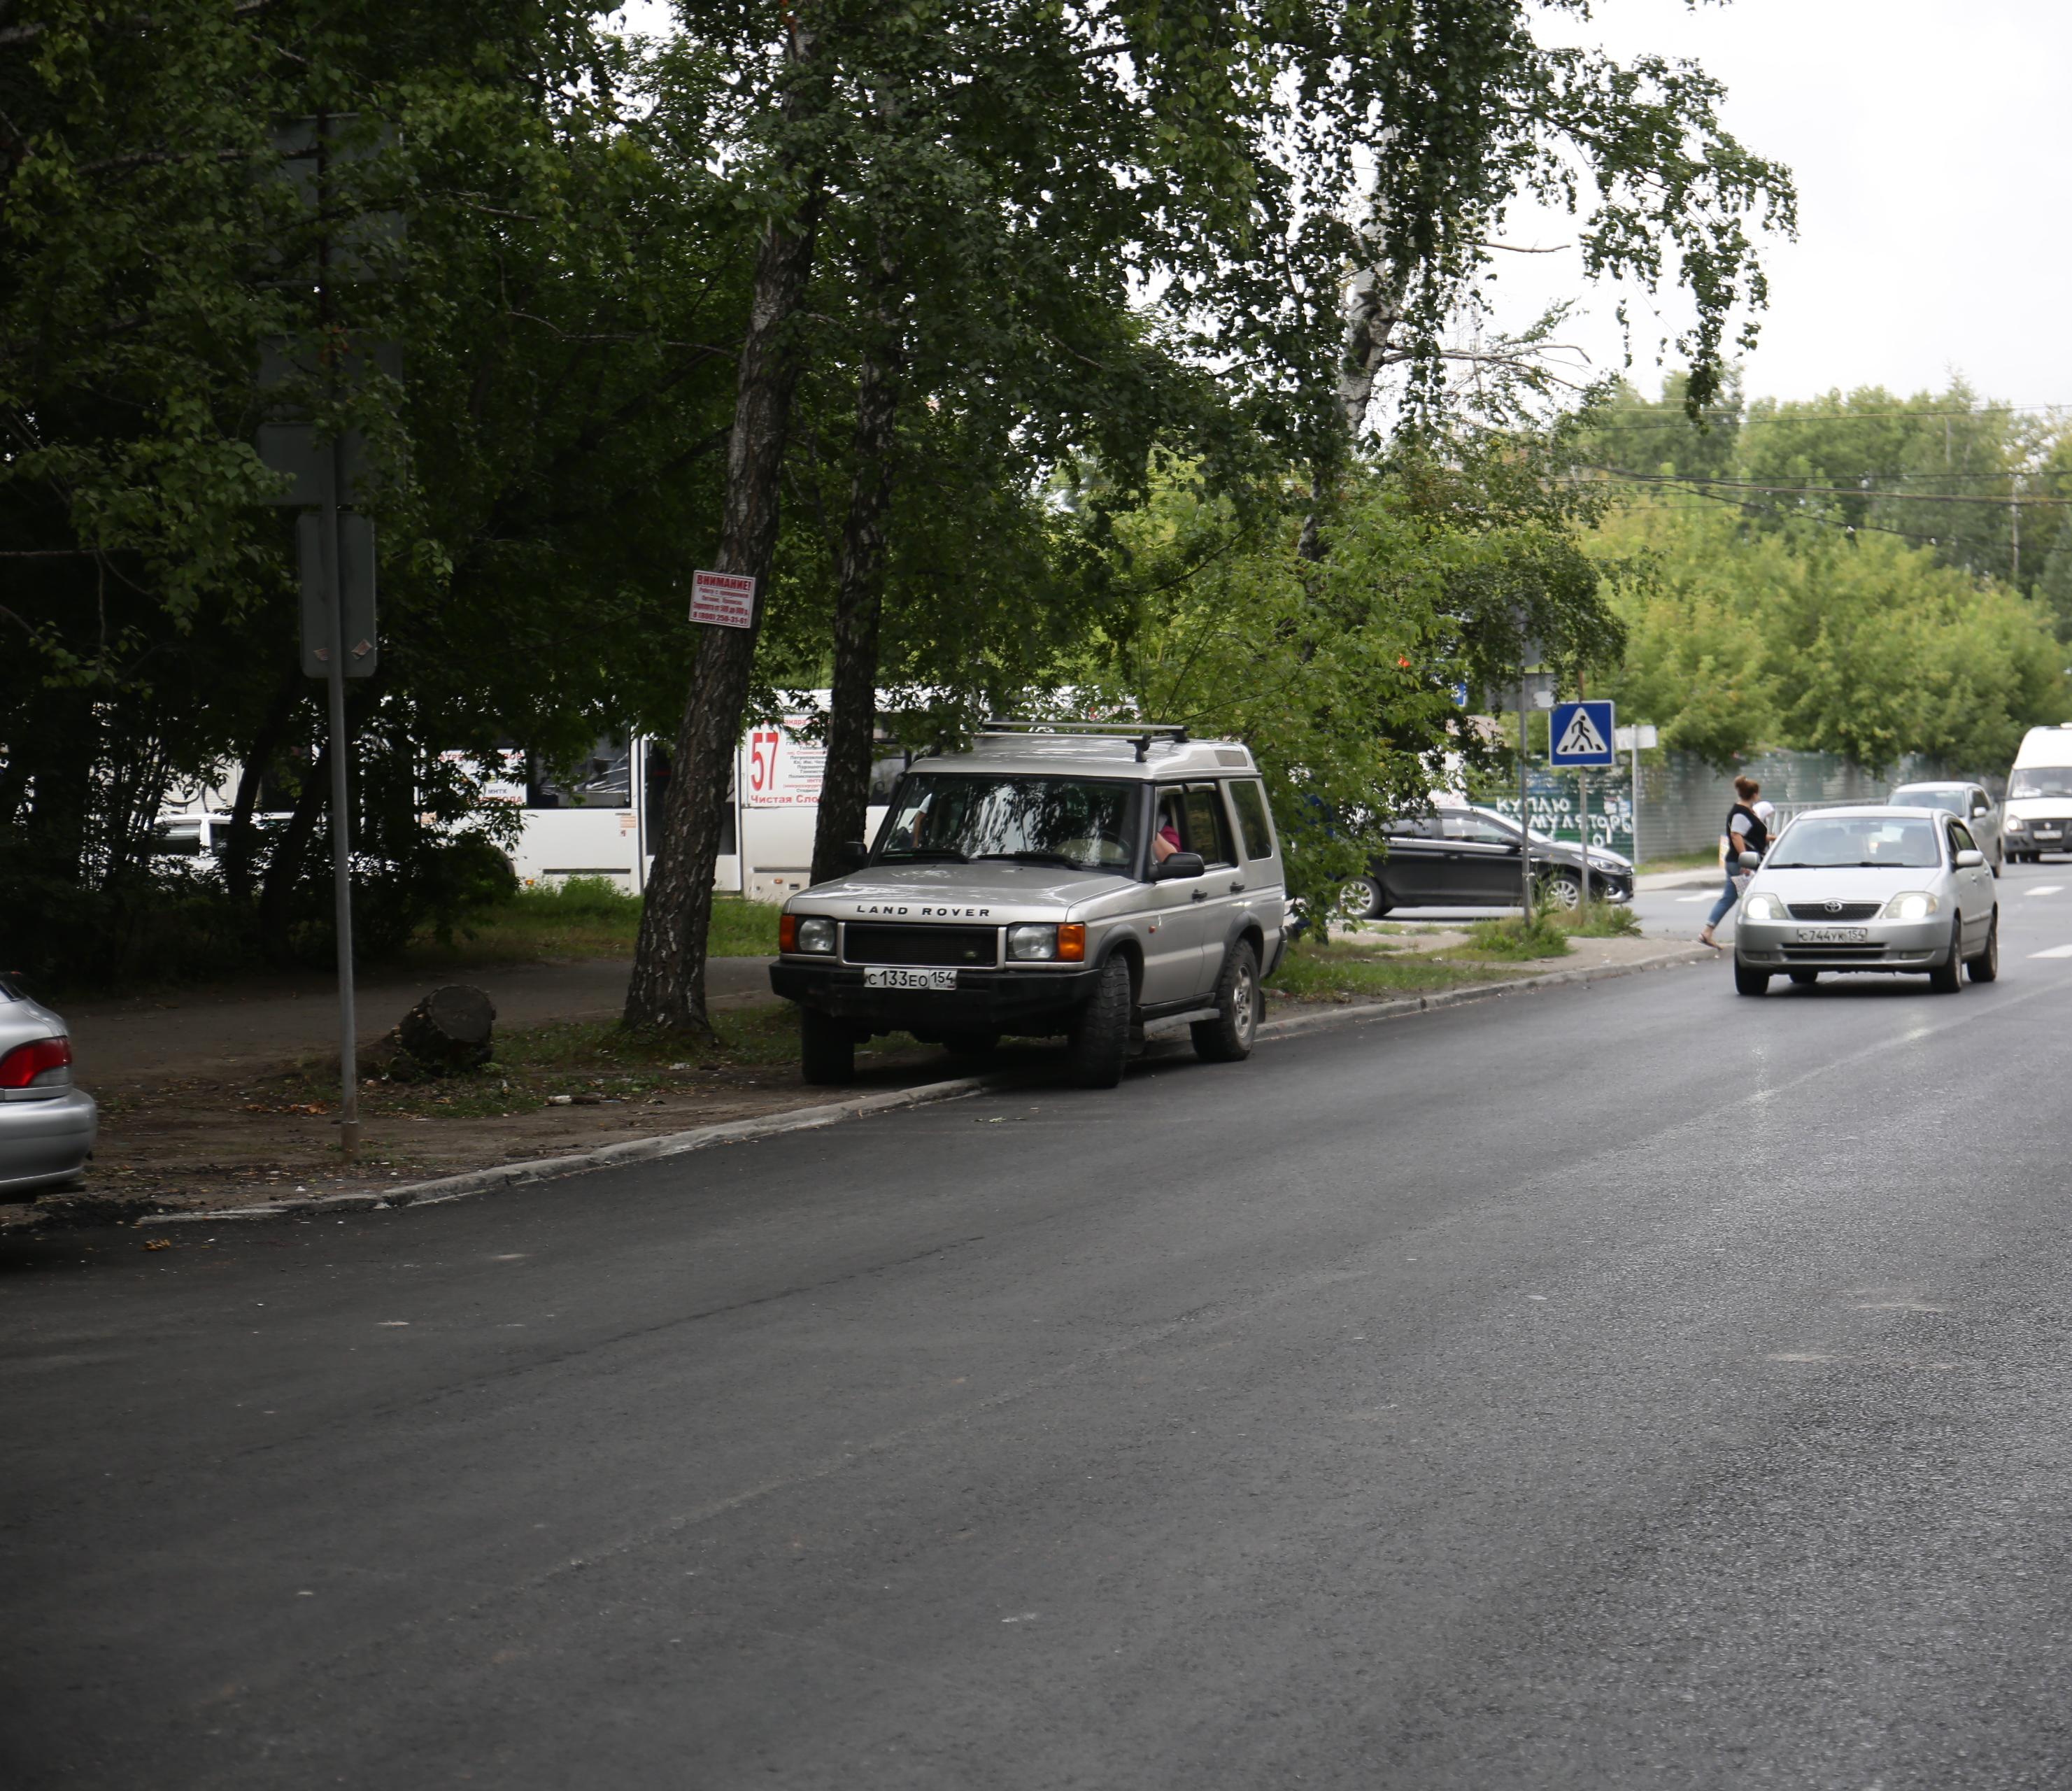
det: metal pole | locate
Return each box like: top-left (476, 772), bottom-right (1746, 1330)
top-left (1631, 735), bottom-right (1642, 865)
top-left (322, 434), bottom-right (360, 1162)
top-left (1519, 698), bottom-right (1532, 914)
top-left (1577, 768), bottom-right (1589, 927)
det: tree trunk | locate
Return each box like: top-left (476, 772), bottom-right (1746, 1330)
top-left (225, 670), bottom-right (304, 909)
top-left (810, 243), bottom-right (903, 888)
top-left (1300, 213), bottom-right (1407, 565)
top-left (623, 10), bottom-right (827, 1035)
top-left (257, 737), bottom-right (330, 965)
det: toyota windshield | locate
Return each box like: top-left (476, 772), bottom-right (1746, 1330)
top-left (1768, 816), bottom-right (1942, 870)
top-left (877, 774), bottom-right (1140, 871)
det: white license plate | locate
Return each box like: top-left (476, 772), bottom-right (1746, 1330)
top-left (1795, 927), bottom-right (1869, 944)
top-left (863, 966), bottom-right (958, 991)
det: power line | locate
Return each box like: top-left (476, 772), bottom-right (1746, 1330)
top-left (1589, 467), bottom-right (2072, 509)
top-left (1595, 402), bottom-right (2070, 430)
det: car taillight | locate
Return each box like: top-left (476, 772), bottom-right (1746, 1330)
top-left (0, 1035), bottom-right (71, 1088)
top-left (778, 914), bottom-right (798, 953)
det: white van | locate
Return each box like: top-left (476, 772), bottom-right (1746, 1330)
top-left (2003, 725), bottom-right (2072, 862)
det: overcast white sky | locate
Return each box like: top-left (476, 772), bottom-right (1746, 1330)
top-left (614, 0), bottom-right (2072, 411)
top-left (1497, 0), bottom-right (2072, 410)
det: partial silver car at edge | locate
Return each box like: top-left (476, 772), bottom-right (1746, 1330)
top-left (1731, 805), bottom-right (1999, 996)
top-left (0, 976), bottom-right (97, 1194)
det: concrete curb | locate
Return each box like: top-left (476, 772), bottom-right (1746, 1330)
top-left (136, 944), bottom-right (1711, 1229)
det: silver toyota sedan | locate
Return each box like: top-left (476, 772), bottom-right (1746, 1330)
top-left (0, 977), bottom-right (97, 1194)
top-left (1731, 805), bottom-right (1999, 996)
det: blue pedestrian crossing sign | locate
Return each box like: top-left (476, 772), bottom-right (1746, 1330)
top-left (1549, 700), bottom-right (1616, 766)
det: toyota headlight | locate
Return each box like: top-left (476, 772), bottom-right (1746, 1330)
top-left (1880, 891), bottom-right (1939, 921)
top-left (1743, 892), bottom-right (1782, 921)
top-left (794, 915), bottom-right (836, 954)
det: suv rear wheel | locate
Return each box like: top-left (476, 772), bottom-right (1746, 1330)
top-left (1066, 955), bottom-right (1133, 1089)
top-left (800, 1009), bottom-right (856, 1085)
top-left (1192, 940), bottom-right (1261, 1063)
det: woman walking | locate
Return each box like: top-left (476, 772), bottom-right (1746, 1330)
top-left (1699, 776), bottom-right (1769, 950)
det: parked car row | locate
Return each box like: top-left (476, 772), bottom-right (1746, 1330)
top-left (1334, 804), bottom-right (1634, 919)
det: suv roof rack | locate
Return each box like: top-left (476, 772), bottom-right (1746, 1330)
top-left (979, 718), bottom-right (1189, 763)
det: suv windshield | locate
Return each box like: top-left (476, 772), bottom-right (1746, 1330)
top-left (1769, 815), bottom-right (1942, 870)
top-left (1889, 786), bottom-right (1965, 814)
top-left (879, 774), bottom-right (1139, 871)
top-left (2010, 767), bottom-right (2072, 799)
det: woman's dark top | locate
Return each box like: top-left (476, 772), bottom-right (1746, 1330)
top-left (1725, 802), bottom-right (1768, 865)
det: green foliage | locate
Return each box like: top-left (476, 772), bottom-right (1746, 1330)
top-left (1459, 912), bottom-right (1572, 960)
top-left (1593, 495), bottom-right (2067, 774)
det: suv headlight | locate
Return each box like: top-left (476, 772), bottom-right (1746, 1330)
top-left (2006, 813), bottom-right (2027, 830)
top-left (1880, 891), bottom-right (1939, 921)
top-left (793, 915), bottom-right (836, 954)
top-left (1006, 922), bottom-right (1086, 961)
top-left (1743, 892), bottom-right (1782, 921)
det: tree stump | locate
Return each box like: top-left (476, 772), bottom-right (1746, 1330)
top-left (394, 984), bottom-right (497, 1075)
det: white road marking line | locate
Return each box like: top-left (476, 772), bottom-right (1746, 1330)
top-left (2028, 944), bottom-right (2072, 958)
top-left (1675, 894), bottom-right (1711, 902)
top-left (2025, 884), bottom-right (2065, 896)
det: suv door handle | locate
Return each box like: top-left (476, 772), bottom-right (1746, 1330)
top-left (1191, 889), bottom-right (1207, 902)
top-left (1229, 881), bottom-right (1245, 893)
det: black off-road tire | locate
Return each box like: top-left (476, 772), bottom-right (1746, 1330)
top-left (1733, 958), bottom-right (1771, 996)
top-left (1066, 955), bottom-right (1133, 1089)
top-left (1966, 910), bottom-right (1999, 983)
top-left (1192, 940), bottom-right (1262, 1064)
top-left (1928, 921), bottom-right (1964, 994)
top-left (800, 1009), bottom-right (856, 1085)
top-left (1787, 968), bottom-right (1819, 986)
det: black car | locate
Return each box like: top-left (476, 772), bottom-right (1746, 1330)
top-left (1336, 805), bottom-right (1634, 919)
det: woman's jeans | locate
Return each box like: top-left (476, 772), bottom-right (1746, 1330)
top-left (1705, 869), bottom-right (1740, 928)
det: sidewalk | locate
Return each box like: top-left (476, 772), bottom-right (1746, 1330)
top-left (66, 957), bottom-right (774, 1090)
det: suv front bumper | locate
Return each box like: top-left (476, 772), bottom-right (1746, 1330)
top-left (769, 961), bottom-right (1104, 1036)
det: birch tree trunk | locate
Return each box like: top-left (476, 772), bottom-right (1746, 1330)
top-left (623, 13), bottom-right (825, 1035)
top-left (809, 244), bottom-right (902, 888)
top-left (1298, 218), bottom-right (1406, 565)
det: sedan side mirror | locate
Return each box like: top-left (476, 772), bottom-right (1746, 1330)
top-left (1738, 850), bottom-right (1762, 870)
top-left (1955, 848), bottom-right (1986, 868)
top-left (1157, 851), bottom-right (1207, 880)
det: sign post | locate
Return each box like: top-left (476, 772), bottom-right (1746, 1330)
top-left (1615, 723), bottom-right (1659, 862)
top-left (1549, 700), bottom-right (1616, 927)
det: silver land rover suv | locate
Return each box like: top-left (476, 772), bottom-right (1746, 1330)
top-left (769, 722), bottom-right (1289, 1088)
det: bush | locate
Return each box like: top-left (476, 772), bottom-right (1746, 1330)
top-left (1459, 910), bottom-right (1573, 960)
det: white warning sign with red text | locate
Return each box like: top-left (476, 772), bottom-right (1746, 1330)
top-left (689, 568), bottom-right (757, 630)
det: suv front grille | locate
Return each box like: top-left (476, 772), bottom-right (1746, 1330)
top-left (1787, 902), bottom-right (1882, 922)
top-left (843, 923), bottom-right (999, 968)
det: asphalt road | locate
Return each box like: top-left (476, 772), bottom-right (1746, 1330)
top-left (10, 861), bottom-right (2072, 1788)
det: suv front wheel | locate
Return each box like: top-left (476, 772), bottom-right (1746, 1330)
top-left (1067, 954), bottom-right (1133, 1088)
top-left (1192, 940), bottom-right (1261, 1063)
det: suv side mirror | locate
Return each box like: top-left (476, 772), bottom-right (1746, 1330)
top-left (1158, 851), bottom-right (1207, 880)
top-left (1955, 848), bottom-right (1985, 869)
top-left (839, 840), bottom-right (869, 872)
